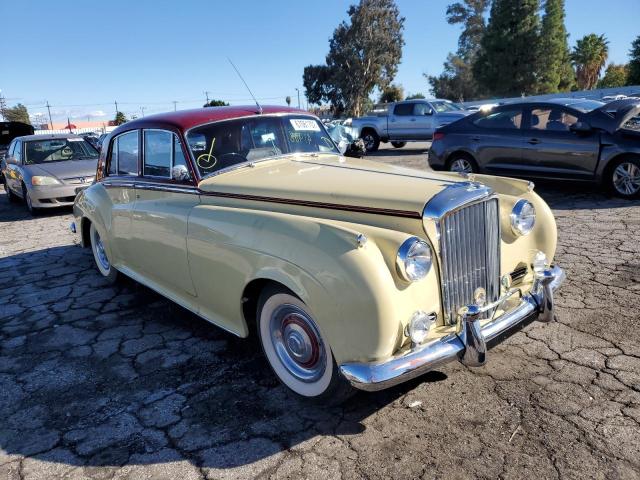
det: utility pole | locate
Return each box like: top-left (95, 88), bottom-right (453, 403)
top-left (172, 101), bottom-right (177, 111)
top-left (140, 106), bottom-right (146, 117)
top-left (0, 90), bottom-right (6, 121)
top-left (295, 88), bottom-right (300, 109)
top-left (46, 101), bottom-right (54, 130)
top-left (204, 91), bottom-right (210, 105)
top-left (114, 100), bottom-right (119, 114)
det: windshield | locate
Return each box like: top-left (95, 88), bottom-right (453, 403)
top-left (24, 138), bottom-right (98, 164)
top-left (186, 115), bottom-right (338, 177)
top-left (431, 101), bottom-right (463, 113)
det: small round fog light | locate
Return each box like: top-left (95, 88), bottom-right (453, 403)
top-left (533, 251), bottom-right (548, 277)
top-left (473, 287), bottom-right (487, 307)
top-left (406, 311), bottom-right (435, 345)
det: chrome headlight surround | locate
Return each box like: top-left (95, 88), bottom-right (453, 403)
top-left (510, 199), bottom-right (536, 236)
top-left (396, 237), bottom-right (433, 282)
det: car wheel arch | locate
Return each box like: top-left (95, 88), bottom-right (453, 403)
top-left (601, 153), bottom-right (640, 185)
top-left (446, 151), bottom-right (479, 171)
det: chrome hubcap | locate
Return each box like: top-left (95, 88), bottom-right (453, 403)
top-left (613, 162), bottom-right (640, 195)
top-left (94, 232), bottom-right (110, 271)
top-left (270, 305), bottom-right (325, 382)
top-left (450, 158), bottom-right (473, 173)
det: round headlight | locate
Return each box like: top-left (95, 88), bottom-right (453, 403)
top-left (396, 237), bottom-right (432, 282)
top-left (510, 199), bottom-right (536, 236)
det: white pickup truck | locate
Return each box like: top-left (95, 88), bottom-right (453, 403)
top-left (350, 99), bottom-right (470, 152)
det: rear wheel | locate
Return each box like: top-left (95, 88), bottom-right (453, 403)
top-left (361, 130), bottom-right (380, 152)
top-left (609, 158), bottom-right (640, 199)
top-left (90, 223), bottom-right (119, 283)
top-left (391, 141), bottom-right (406, 148)
top-left (257, 286), bottom-right (355, 404)
top-left (446, 154), bottom-right (478, 174)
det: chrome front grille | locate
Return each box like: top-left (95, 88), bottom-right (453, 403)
top-left (439, 198), bottom-right (500, 324)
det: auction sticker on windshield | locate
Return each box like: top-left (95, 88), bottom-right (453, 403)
top-left (290, 119), bottom-right (320, 131)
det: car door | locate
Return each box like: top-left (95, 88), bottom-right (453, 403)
top-left (521, 106), bottom-right (600, 180)
top-left (387, 103), bottom-right (415, 140)
top-left (100, 130), bottom-right (139, 267)
top-left (4, 140), bottom-right (24, 197)
top-left (129, 129), bottom-right (199, 297)
top-left (413, 102), bottom-right (436, 139)
top-left (469, 107), bottom-right (527, 175)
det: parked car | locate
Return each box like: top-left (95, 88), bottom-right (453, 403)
top-left (0, 121), bottom-right (35, 184)
top-left (2, 134), bottom-right (98, 214)
top-left (351, 99), bottom-right (471, 152)
top-left (82, 133), bottom-right (101, 149)
top-left (71, 105), bottom-right (564, 402)
top-left (324, 122), bottom-right (366, 157)
top-left (428, 98), bottom-right (640, 198)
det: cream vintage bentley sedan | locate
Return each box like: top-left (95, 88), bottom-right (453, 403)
top-left (72, 106), bottom-right (565, 402)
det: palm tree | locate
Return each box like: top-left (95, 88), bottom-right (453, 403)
top-left (571, 34), bottom-right (609, 90)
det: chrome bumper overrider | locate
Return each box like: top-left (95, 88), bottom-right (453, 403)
top-left (340, 265), bottom-right (565, 391)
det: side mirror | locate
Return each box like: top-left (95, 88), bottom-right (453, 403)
top-left (5, 157), bottom-right (16, 165)
top-left (337, 140), bottom-right (348, 155)
top-left (425, 108), bottom-right (434, 116)
top-left (570, 121), bottom-right (591, 134)
top-left (172, 164), bottom-right (191, 182)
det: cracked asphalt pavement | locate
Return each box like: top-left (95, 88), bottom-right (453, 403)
top-left (1, 143), bottom-right (639, 479)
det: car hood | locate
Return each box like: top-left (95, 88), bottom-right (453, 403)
top-left (587, 99), bottom-right (640, 134)
top-left (26, 159), bottom-right (98, 180)
top-left (198, 154), bottom-right (465, 216)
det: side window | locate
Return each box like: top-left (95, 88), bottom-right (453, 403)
top-left (117, 131), bottom-right (139, 175)
top-left (174, 136), bottom-right (187, 169)
top-left (393, 103), bottom-right (414, 116)
top-left (13, 141), bottom-right (22, 163)
top-left (413, 103), bottom-right (430, 116)
top-left (473, 109), bottom-right (522, 130)
top-left (530, 108), bottom-right (578, 131)
top-left (143, 130), bottom-right (172, 177)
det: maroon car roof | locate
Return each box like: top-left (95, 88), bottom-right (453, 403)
top-left (120, 105), bottom-right (308, 132)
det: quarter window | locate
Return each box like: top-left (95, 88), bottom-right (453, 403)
top-left (473, 109), bottom-right (522, 130)
top-left (530, 108), bottom-right (578, 131)
top-left (393, 103), bottom-right (414, 116)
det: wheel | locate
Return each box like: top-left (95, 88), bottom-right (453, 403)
top-left (391, 141), bottom-right (406, 148)
top-left (5, 183), bottom-right (20, 203)
top-left (609, 158), bottom-right (640, 199)
top-left (361, 130), bottom-right (380, 152)
top-left (447, 155), bottom-right (478, 174)
top-left (89, 223), bottom-right (119, 283)
top-left (257, 286), bottom-right (355, 404)
top-left (22, 184), bottom-right (39, 215)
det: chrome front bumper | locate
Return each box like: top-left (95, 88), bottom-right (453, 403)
top-left (340, 265), bottom-right (565, 391)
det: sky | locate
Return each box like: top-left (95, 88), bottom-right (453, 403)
top-left (1, 0), bottom-right (639, 124)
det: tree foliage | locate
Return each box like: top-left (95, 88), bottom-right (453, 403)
top-left (538, 0), bottom-right (574, 93)
top-left (302, 0), bottom-right (404, 117)
top-left (571, 34), bottom-right (609, 90)
top-left (114, 111), bottom-right (127, 126)
top-left (627, 35), bottom-right (640, 85)
top-left (203, 99), bottom-right (229, 107)
top-left (597, 63), bottom-right (629, 88)
top-left (405, 92), bottom-right (425, 100)
top-left (379, 84), bottom-right (404, 103)
top-left (474, 0), bottom-right (541, 97)
top-left (427, 0), bottom-right (488, 101)
top-left (4, 103), bottom-right (30, 124)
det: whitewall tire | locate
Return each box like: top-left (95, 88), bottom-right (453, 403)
top-left (90, 223), bottom-right (118, 283)
top-left (257, 287), bottom-right (354, 403)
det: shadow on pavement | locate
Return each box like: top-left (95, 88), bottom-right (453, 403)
top-left (0, 244), bottom-right (446, 469)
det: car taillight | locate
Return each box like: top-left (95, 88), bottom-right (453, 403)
top-left (433, 132), bottom-right (445, 141)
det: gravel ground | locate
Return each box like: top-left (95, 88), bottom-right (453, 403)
top-left (1, 145), bottom-right (639, 480)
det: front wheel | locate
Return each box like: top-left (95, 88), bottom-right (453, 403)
top-left (257, 286), bottom-right (355, 404)
top-left (90, 223), bottom-right (119, 283)
top-left (391, 141), bottom-right (406, 148)
top-left (22, 184), bottom-right (39, 215)
top-left (609, 158), bottom-right (640, 199)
